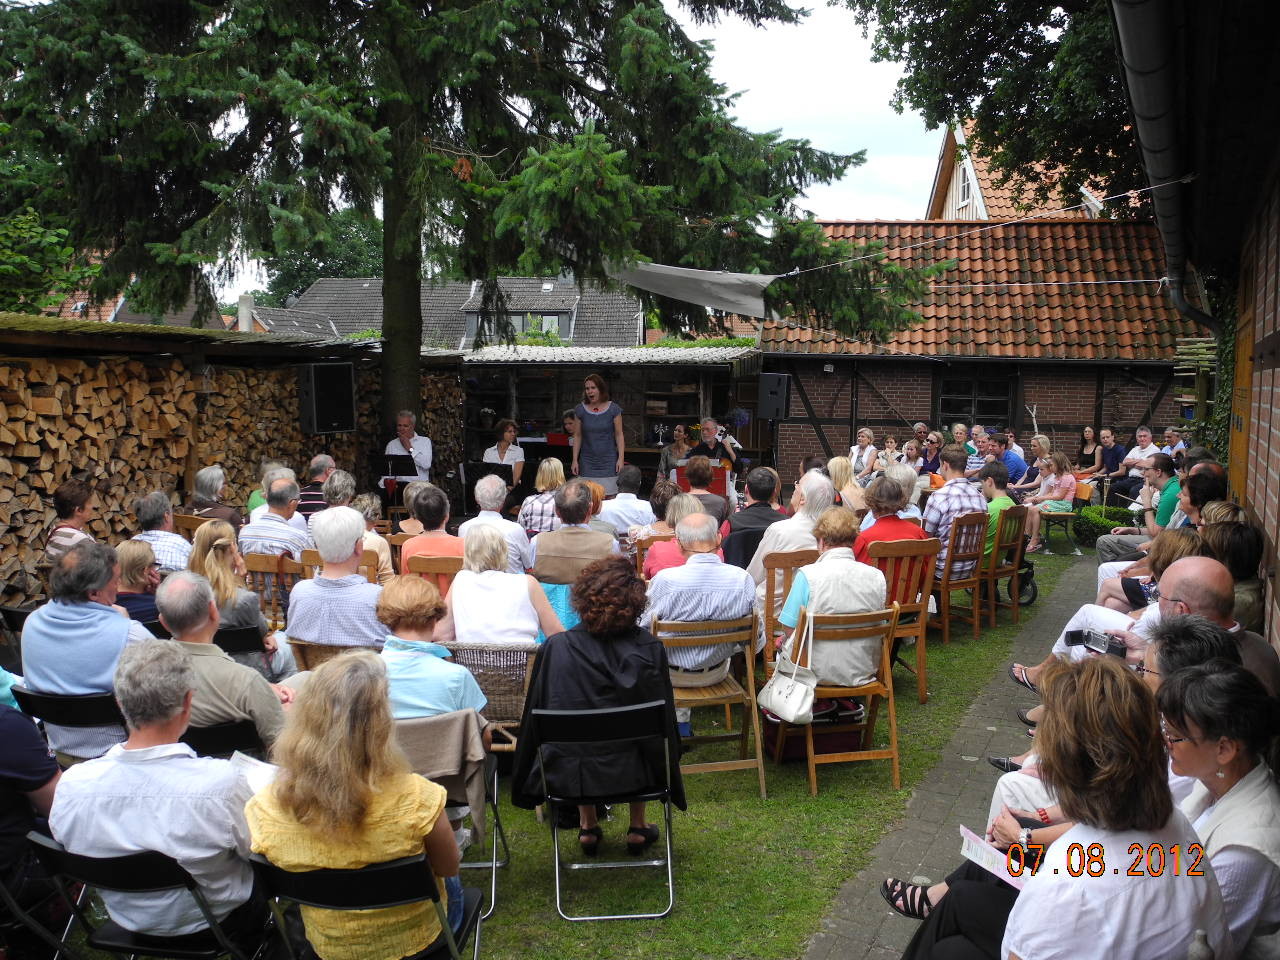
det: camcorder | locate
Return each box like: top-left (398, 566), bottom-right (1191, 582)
top-left (1063, 629), bottom-right (1128, 659)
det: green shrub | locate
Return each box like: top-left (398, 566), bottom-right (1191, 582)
top-left (1073, 505), bottom-right (1134, 546)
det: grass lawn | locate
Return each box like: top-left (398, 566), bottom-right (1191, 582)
top-left (478, 550), bottom-right (1083, 959)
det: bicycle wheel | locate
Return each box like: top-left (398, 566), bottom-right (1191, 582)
top-left (1009, 576), bottom-right (1038, 606)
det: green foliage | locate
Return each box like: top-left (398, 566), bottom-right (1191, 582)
top-left (344, 328), bottom-right (382, 341)
top-left (645, 335), bottom-right (756, 348)
top-left (0, 209), bottom-right (97, 314)
top-left (515, 325), bottom-right (564, 346)
top-left (257, 208), bottom-right (383, 308)
top-left (844, 0), bottom-right (1146, 214)
top-left (1073, 505), bottom-right (1135, 546)
top-left (1185, 277), bottom-right (1236, 458)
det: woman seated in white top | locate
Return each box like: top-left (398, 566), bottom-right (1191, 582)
top-left (884, 656), bottom-right (1229, 960)
top-left (1159, 660), bottom-right (1280, 957)
top-left (482, 418), bottom-right (525, 489)
top-left (434, 524), bottom-right (562, 646)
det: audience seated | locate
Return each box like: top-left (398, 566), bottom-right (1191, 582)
top-left (627, 477), bottom-right (680, 554)
top-left (286, 506), bottom-right (386, 649)
top-left (21, 542), bottom-right (152, 761)
top-left (131, 491), bottom-right (192, 572)
top-left (1200, 521), bottom-right (1266, 634)
top-left (747, 470), bottom-right (835, 617)
top-left (826, 456), bottom-right (865, 511)
top-left (436, 525), bottom-right (563, 646)
top-left (1006, 434), bottom-right (1049, 502)
top-left (188, 519), bottom-right (297, 682)
top-left (247, 467), bottom-right (310, 533)
top-left (962, 431), bottom-right (989, 479)
top-left (684, 456), bottom-right (729, 526)
top-left (517, 458), bottom-right (566, 535)
top-left (598, 465), bottom-right (656, 535)
top-left (977, 462), bottom-right (1014, 558)
top-left (184, 464), bottom-right (244, 529)
top-left (239, 475), bottom-right (314, 559)
top-left (156, 572), bottom-right (289, 749)
top-left (458, 474), bottom-right (531, 574)
top-left (1092, 426), bottom-right (1127, 484)
top-left (1108, 424), bottom-right (1162, 504)
top-left (988, 433), bottom-right (1026, 484)
top-left (1023, 451), bottom-right (1077, 554)
top-left (50, 637), bottom-right (266, 945)
top-left (921, 445), bottom-right (986, 578)
top-left (245, 457), bottom-right (285, 514)
top-left (643, 495), bottom-right (721, 578)
top-left (850, 427), bottom-right (878, 487)
top-left (646, 513), bottom-right (756, 735)
top-left (512, 556), bottom-right (685, 857)
top-left (583, 480), bottom-right (619, 537)
top-left (919, 432), bottom-right (943, 476)
top-left (351, 493), bottom-right (394, 585)
top-left (853, 476), bottom-right (929, 564)
top-left (1094, 527), bottom-right (1203, 613)
top-left (297, 454), bottom-right (335, 518)
top-left (398, 484), bottom-right (464, 593)
top-left (114, 539), bottom-right (161, 621)
top-left (246, 652), bottom-right (464, 957)
top-left (377, 576), bottom-right (488, 729)
top-left (723, 467), bottom-right (786, 538)
top-left (530, 479), bottom-right (619, 584)
top-left (393, 481), bottom-right (432, 537)
top-left (777, 508), bottom-right (887, 688)
top-left (46, 477), bottom-right (97, 563)
top-left (1095, 452), bottom-right (1179, 561)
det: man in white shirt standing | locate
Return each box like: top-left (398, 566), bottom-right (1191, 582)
top-left (386, 408), bottom-right (433, 482)
top-left (598, 465), bottom-right (655, 535)
top-left (459, 474), bottom-right (531, 574)
top-left (50, 636), bottom-right (265, 945)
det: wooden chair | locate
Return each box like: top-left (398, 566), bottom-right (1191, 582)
top-left (649, 612), bottom-right (766, 799)
top-left (242, 553), bottom-right (285, 631)
top-left (634, 533), bottom-right (675, 577)
top-left (760, 549), bottom-right (820, 661)
top-left (927, 512), bottom-right (988, 645)
top-left (171, 514), bottom-right (209, 543)
top-left (1040, 481), bottom-right (1092, 556)
top-left (406, 554), bottom-right (465, 597)
top-left (373, 518), bottom-right (391, 535)
top-left (772, 603), bottom-right (902, 795)
top-left (386, 532), bottom-right (414, 571)
top-left (286, 638), bottom-right (351, 671)
top-left (980, 504), bottom-right (1029, 628)
top-left (299, 548), bottom-right (379, 584)
top-left (867, 538), bottom-right (941, 704)
top-left (440, 640), bottom-right (539, 752)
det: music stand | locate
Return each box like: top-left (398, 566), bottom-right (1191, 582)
top-left (384, 454), bottom-right (417, 478)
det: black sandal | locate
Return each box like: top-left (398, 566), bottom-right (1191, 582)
top-left (880, 877), bottom-right (932, 920)
top-left (1016, 707), bottom-right (1038, 728)
top-left (578, 826), bottom-right (603, 856)
top-left (625, 824), bottom-right (660, 855)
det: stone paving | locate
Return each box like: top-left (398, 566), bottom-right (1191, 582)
top-left (802, 554), bottom-right (1096, 960)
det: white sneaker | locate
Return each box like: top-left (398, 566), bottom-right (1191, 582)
top-left (454, 827), bottom-right (473, 854)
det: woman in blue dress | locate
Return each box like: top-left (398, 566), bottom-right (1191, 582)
top-left (572, 373), bottom-right (625, 495)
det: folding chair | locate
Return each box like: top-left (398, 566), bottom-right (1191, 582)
top-left (172, 514), bottom-right (210, 543)
top-left (649, 612), bottom-right (766, 798)
top-left (251, 851), bottom-right (482, 960)
top-left (440, 641), bottom-right (538, 751)
top-left (867, 538), bottom-right (941, 704)
top-left (772, 604), bottom-right (902, 795)
top-left (527, 701), bottom-right (677, 921)
top-left (927, 512), bottom-right (987, 645)
top-left (980, 504), bottom-right (1029, 627)
top-left (634, 534), bottom-right (674, 578)
top-left (397, 710), bottom-right (508, 920)
top-left (141, 620), bottom-right (172, 639)
top-left (181, 720), bottom-right (265, 758)
top-left (1040, 482), bottom-right (1091, 556)
top-left (0, 603), bottom-right (33, 674)
top-left (761, 549), bottom-right (820, 664)
top-left (212, 626), bottom-right (268, 656)
top-left (23, 831), bottom-right (257, 960)
top-left (407, 554), bottom-right (465, 596)
top-left (12, 685), bottom-right (124, 727)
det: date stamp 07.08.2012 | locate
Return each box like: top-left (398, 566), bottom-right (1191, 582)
top-left (1006, 841), bottom-right (1206, 879)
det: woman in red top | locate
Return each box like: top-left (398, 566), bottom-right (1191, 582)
top-left (853, 475), bottom-right (928, 564)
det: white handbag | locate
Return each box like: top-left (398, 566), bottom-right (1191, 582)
top-left (757, 613), bottom-right (819, 724)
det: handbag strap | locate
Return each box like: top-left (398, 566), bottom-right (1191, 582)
top-left (782, 610), bottom-right (815, 679)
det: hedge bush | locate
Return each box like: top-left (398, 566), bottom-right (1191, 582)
top-left (1073, 505), bottom-right (1135, 546)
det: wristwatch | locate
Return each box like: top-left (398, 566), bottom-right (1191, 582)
top-left (1019, 827), bottom-right (1033, 848)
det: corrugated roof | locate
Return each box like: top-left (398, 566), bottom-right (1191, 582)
top-left (464, 345), bottom-right (757, 365)
top-left (760, 219), bottom-right (1206, 360)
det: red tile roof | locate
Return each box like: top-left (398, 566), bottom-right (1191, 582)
top-left (761, 219), bottom-right (1207, 360)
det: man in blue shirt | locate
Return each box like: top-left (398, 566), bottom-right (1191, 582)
top-left (990, 433), bottom-right (1027, 485)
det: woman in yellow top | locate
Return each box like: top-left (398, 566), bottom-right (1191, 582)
top-left (245, 652), bottom-right (461, 960)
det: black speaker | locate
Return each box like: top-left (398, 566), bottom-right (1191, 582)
top-left (298, 363), bottom-right (357, 433)
top-left (757, 372), bottom-right (791, 420)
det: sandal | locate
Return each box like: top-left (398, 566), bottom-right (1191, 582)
top-left (880, 877), bottom-right (932, 920)
top-left (578, 826), bottom-right (603, 857)
top-left (1008, 664), bottom-right (1038, 694)
top-left (1016, 707), bottom-right (1038, 728)
top-left (625, 824), bottom-right (660, 855)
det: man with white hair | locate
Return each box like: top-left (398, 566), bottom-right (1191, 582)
top-left (458, 473), bottom-right (531, 574)
top-left (156, 571), bottom-right (289, 748)
top-left (385, 408), bottom-right (433, 481)
top-left (131, 491), bottom-right (192, 572)
top-left (646, 513), bottom-right (756, 735)
top-left (296, 453), bottom-right (336, 518)
top-left (244, 469), bottom-right (311, 536)
top-left (285, 506), bottom-right (387, 648)
top-left (50, 637), bottom-right (266, 945)
top-left (746, 469), bottom-right (835, 615)
top-left (184, 464), bottom-right (244, 529)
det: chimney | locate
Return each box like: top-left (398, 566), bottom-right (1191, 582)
top-left (237, 294), bottom-right (253, 332)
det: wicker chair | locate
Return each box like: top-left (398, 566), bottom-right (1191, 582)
top-left (440, 640), bottom-right (539, 751)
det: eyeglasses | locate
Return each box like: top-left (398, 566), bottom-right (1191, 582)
top-left (926, 439), bottom-right (939, 444)
top-left (1133, 662), bottom-right (1159, 678)
top-left (1160, 719), bottom-right (1195, 746)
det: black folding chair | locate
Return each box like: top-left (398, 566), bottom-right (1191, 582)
top-left (0, 604), bottom-right (33, 674)
top-left (12, 685), bottom-right (124, 727)
top-left (250, 852), bottom-right (483, 960)
top-left (211, 626), bottom-right (267, 655)
top-left (528, 701), bottom-right (676, 921)
top-left (141, 620), bottom-right (172, 639)
top-left (22, 831), bottom-right (258, 960)
top-left (721, 527), bottom-right (766, 569)
top-left (181, 720), bottom-right (265, 758)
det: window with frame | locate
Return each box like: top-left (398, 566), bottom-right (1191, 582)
top-left (464, 311), bottom-right (571, 343)
top-left (957, 163), bottom-right (972, 208)
top-left (938, 374), bottom-right (1013, 432)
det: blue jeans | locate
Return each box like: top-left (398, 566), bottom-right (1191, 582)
top-left (445, 874), bottom-right (463, 931)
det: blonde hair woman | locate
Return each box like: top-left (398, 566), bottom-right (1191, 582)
top-left (188, 519), bottom-right (296, 681)
top-left (517, 458), bottom-right (565, 534)
top-left (434, 524), bottom-right (563, 646)
top-left (850, 427), bottom-right (878, 486)
top-left (114, 539), bottom-right (160, 622)
top-left (825, 455), bottom-right (866, 511)
top-left (246, 653), bottom-right (464, 958)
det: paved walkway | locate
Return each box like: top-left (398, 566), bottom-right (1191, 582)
top-left (802, 554), bottom-right (1096, 960)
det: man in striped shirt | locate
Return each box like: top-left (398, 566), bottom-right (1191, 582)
top-left (296, 454), bottom-right (335, 518)
top-left (645, 513), bottom-right (756, 735)
top-left (922, 445), bottom-right (988, 577)
top-left (238, 478), bottom-right (314, 561)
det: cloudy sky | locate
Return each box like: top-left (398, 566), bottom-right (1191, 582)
top-left (674, 4), bottom-right (941, 221)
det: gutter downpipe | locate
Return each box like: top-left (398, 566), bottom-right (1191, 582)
top-left (1110, 0), bottom-right (1220, 333)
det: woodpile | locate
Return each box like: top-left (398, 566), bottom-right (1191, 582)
top-left (0, 355), bottom-right (465, 608)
